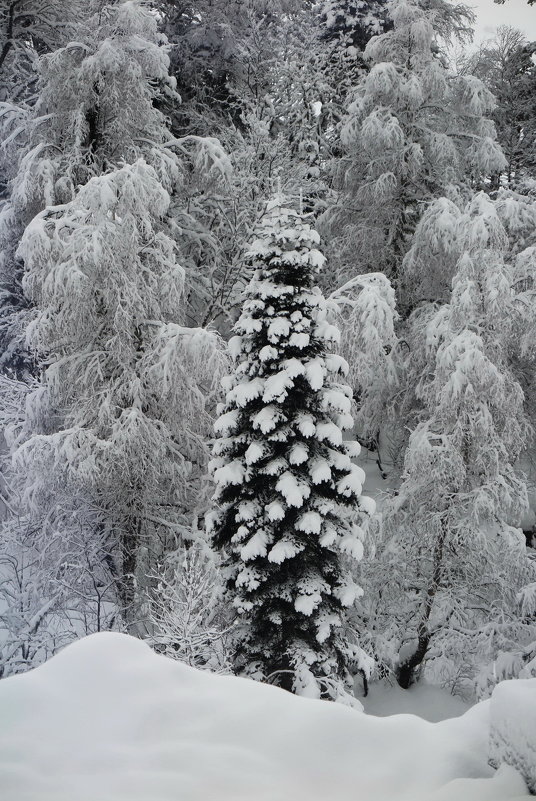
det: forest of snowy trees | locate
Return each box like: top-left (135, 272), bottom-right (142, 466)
top-left (0, 0), bottom-right (536, 714)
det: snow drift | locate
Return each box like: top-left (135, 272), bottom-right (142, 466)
top-left (0, 632), bottom-right (530, 801)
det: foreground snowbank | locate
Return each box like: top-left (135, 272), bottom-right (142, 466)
top-left (490, 678), bottom-right (536, 794)
top-left (0, 633), bottom-right (530, 801)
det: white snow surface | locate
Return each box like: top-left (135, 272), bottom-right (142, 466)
top-left (489, 679), bottom-right (536, 793)
top-left (0, 633), bottom-right (531, 801)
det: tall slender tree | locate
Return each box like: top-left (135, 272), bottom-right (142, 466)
top-left (209, 198), bottom-right (374, 701)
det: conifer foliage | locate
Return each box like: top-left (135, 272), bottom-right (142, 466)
top-left (209, 198), bottom-right (374, 701)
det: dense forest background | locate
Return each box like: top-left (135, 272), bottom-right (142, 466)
top-left (0, 0), bottom-right (535, 704)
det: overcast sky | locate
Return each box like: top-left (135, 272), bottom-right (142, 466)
top-left (471, 0), bottom-right (536, 43)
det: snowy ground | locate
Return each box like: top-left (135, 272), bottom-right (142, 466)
top-left (360, 678), bottom-right (471, 722)
top-left (0, 632), bottom-right (531, 801)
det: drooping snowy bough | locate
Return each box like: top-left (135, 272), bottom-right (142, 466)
top-left (208, 198), bottom-right (375, 703)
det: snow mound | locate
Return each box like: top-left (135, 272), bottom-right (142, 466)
top-left (0, 633), bottom-right (530, 801)
top-left (489, 678), bottom-right (536, 793)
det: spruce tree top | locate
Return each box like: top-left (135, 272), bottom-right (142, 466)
top-left (209, 197), bottom-right (374, 700)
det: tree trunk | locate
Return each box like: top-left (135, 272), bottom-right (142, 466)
top-left (397, 632), bottom-right (431, 689)
top-left (119, 515), bottom-right (141, 633)
top-left (396, 517), bottom-right (447, 689)
top-left (0, 1), bottom-right (22, 74)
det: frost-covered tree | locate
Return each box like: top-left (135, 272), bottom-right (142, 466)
top-left (209, 198), bottom-right (375, 702)
top-left (465, 26), bottom-right (536, 188)
top-left (324, 0), bottom-right (506, 300)
top-left (320, 0), bottom-right (391, 102)
top-left (321, 0), bottom-right (390, 54)
top-left (368, 192), bottom-right (534, 693)
top-left (0, 0), bottom-right (82, 108)
top-left (401, 196), bottom-right (463, 308)
top-left (0, 0), bottom-right (179, 377)
top-left (0, 1), bottom-right (84, 377)
top-left (0, 377), bottom-right (120, 678)
top-left (157, 0), bottom-right (313, 139)
top-left (0, 1), bottom-right (234, 652)
top-left (0, 1), bottom-right (232, 375)
top-left (156, 0), bottom-right (334, 332)
top-left (327, 272), bottom-right (399, 475)
top-left (15, 160), bottom-right (227, 627)
top-left (0, 510), bottom-right (119, 678)
top-left (396, 185), bottom-right (536, 462)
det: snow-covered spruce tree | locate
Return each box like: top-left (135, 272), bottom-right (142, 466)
top-left (324, 0), bottom-right (506, 302)
top-left (208, 198), bottom-right (375, 702)
top-left (15, 160), bottom-right (227, 630)
top-left (370, 192), bottom-right (534, 694)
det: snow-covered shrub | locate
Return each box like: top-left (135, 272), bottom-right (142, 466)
top-left (147, 542), bottom-right (232, 673)
top-left (0, 514), bottom-right (120, 678)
